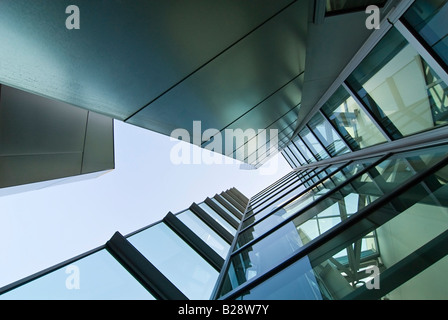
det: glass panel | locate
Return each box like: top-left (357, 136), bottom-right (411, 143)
top-left (282, 150), bottom-right (296, 168)
top-left (326, 0), bottom-right (387, 14)
top-left (283, 146), bottom-right (301, 167)
top-left (241, 166), bottom-right (337, 230)
top-left (403, 0), bottom-right (448, 66)
top-left (0, 250), bottom-right (154, 300)
top-left (299, 127), bottom-right (330, 161)
top-left (321, 86), bottom-right (387, 150)
top-left (199, 202), bottom-right (236, 236)
top-left (236, 256), bottom-right (324, 300)
top-left (239, 162), bottom-right (448, 300)
top-left (251, 169), bottom-right (312, 209)
top-left (308, 112), bottom-right (350, 156)
top-left (129, 223), bottom-right (218, 300)
top-left (347, 27), bottom-right (448, 138)
top-left (177, 210), bottom-right (230, 259)
top-left (289, 143), bottom-right (308, 165)
top-left (236, 159), bottom-right (379, 250)
top-left (385, 255), bottom-right (448, 300)
top-left (218, 195), bottom-right (242, 214)
top-left (292, 136), bottom-right (316, 163)
top-left (218, 144), bottom-right (448, 297)
top-left (210, 198), bottom-right (240, 223)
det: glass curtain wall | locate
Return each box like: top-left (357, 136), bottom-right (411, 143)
top-left (1, 189), bottom-right (244, 300)
top-left (282, 0), bottom-right (448, 170)
top-left (216, 143), bottom-right (448, 300)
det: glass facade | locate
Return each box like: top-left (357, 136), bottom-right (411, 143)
top-left (216, 143), bottom-right (448, 299)
top-left (0, 189), bottom-right (245, 300)
top-left (229, 9), bottom-right (448, 297)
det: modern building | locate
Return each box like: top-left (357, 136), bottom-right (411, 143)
top-left (0, 0), bottom-right (447, 300)
top-left (1, 139), bottom-right (448, 300)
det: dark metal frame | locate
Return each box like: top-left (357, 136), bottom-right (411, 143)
top-left (106, 231), bottom-right (188, 300)
top-left (213, 194), bottom-right (243, 221)
top-left (249, 168), bottom-right (313, 208)
top-left (190, 202), bottom-right (234, 244)
top-left (205, 197), bottom-right (240, 229)
top-left (163, 212), bottom-right (224, 271)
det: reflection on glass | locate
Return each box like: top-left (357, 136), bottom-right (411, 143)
top-left (292, 136), bottom-right (316, 163)
top-left (241, 167), bottom-right (335, 230)
top-left (218, 144), bottom-right (448, 297)
top-left (129, 223), bottom-right (218, 300)
top-left (321, 86), bottom-right (387, 150)
top-left (239, 163), bottom-right (448, 300)
top-left (210, 198), bottom-right (240, 223)
top-left (299, 126), bottom-right (330, 161)
top-left (0, 250), bottom-right (154, 300)
top-left (237, 256), bottom-right (324, 300)
top-left (251, 169), bottom-right (312, 210)
top-left (403, 0), bottom-right (448, 66)
top-left (199, 202), bottom-right (236, 236)
top-left (177, 210), bottom-right (230, 258)
top-left (288, 143), bottom-right (308, 164)
top-left (308, 112), bottom-right (350, 156)
top-left (284, 146), bottom-right (303, 167)
top-left (235, 159), bottom-right (378, 251)
top-left (347, 27), bottom-right (448, 138)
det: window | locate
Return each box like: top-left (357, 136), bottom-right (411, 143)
top-left (321, 86), bottom-right (387, 150)
top-left (177, 210), bottom-right (230, 258)
top-left (346, 27), bottom-right (448, 138)
top-left (129, 223), bottom-right (218, 300)
top-left (0, 250), bottom-right (154, 300)
top-left (403, 0), bottom-right (448, 66)
top-left (299, 126), bottom-right (330, 161)
top-left (308, 112), bottom-right (350, 156)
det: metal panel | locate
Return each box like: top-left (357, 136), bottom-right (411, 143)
top-left (81, 112), bottom-right (115, 174)
top-left (0, 0), bottom-right (293, 120)
top-left (0, 84), bottom-right (87, 155)
top-left (0, 153), bottom-right (82, 188)
top-left (127, 0), bottom-right (308, 138)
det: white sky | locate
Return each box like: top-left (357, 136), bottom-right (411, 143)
top-left (0, 119), bottom-right (291, 288)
